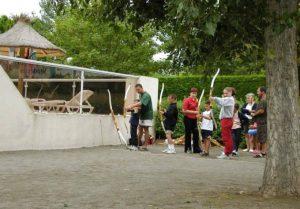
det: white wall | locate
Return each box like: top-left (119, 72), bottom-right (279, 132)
top-left (0, 65), bottom-right (34, 149)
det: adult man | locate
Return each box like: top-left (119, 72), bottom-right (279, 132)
top-left (251, 86), bottom-right (267, 157)
top-left (126, 84), bottom-right (153, 151)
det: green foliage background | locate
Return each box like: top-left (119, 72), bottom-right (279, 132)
top-left (155, 74), bottom-right (265, 146)
top-left (156, 74), bottom-right (266, 101)
top-left (156, 100), bottom-right (221, 140)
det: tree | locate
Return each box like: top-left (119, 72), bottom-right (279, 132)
top-left (0, 15), bottom-right (14, 33)
top-left (47, 12), bottom-right (159, 75)
top-left (260, 0), bottom-right (299, 196)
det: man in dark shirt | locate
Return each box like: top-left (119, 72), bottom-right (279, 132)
top-left (252, 86), bottom-right (267, 157)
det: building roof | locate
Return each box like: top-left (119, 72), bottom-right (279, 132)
top-left (0, 21), bottom-right (65, 57)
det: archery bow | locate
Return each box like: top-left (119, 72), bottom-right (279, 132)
top-left (208, 68), bottom-right (224, 149)
top-left (209, 68), bottom-right (220, 97)
top-left (123, 84), bottom-right (131, 134)
top-left (158, 83), bottom-right (166, 133)
top-left (107, 89), bottom-right (127, 146)
top-left (197, 89), bottom-right (205, 144)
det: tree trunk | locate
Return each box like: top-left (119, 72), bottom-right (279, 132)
top-left (261, 0), bottom-right (300, 197)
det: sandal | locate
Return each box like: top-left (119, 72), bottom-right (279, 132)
top-left (253, 154), bottom-right (262, 158)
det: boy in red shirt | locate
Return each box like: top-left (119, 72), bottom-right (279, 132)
top-left (182, 88), bottom-right (202, 153)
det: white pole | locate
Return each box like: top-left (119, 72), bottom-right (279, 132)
top-left (80, 71), bottom-right (84, 114)
top-left (24, 81), bottom-right (28, 98)
top-left (72, 81), bottom-right (76, 97)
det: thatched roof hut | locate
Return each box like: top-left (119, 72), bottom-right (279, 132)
top-left (0, 20), bottom-right (65, 57)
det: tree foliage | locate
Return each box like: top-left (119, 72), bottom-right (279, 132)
top-left (65, 0), bottom-right (271, 74)
top-left (0, 15), bottom-right (14, 33)
top-left (50, 12), bottom-right (159, 74)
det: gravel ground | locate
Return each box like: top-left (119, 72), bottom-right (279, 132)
top-left (0, 144), bottom-right (299, 209)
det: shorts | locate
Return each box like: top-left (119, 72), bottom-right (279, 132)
top-left (257, 124), bottom-right (267, 144)
top-left (139, 119), bottom-right (153, 127)
top-left (201, 130), bottom-right (213, 141)
top-left (163, 121), bottom-right (176, 132)
top-left (248, 129), bottom-right (257, 136)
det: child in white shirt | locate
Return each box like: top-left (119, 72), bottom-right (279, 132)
top-left (200, 101), bottom-right (214, 156)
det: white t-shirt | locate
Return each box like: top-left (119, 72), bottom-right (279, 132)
top-left (245, 103), bottom-right (254, 120)
top-left (201, 110), bottom-right (214, 131)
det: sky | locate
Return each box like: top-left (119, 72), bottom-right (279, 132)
top-left (0, 0), bottom-right (41, 17)
top-left (0, 0), bottom-right (168, 61)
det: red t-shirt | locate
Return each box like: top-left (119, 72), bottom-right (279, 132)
top-left (183, 97), bottom-right (198, 119)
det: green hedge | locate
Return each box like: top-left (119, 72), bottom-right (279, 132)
top-left (156, 74), bottom-right (266, 100)
top-left (156, 99), bottom-right (222, 139)
top-left (155, 74), bottom-right (265, 148)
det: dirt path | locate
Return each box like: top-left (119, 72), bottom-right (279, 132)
top-left (0, 145), bottom-right (299, 209)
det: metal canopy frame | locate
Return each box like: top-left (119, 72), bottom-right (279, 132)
top-left (0, 55), bottom-right (139, 78)
top-left (0, 55), bottom-right (138, 114)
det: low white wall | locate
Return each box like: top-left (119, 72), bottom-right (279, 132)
top-left (0, 112), bottom-right (130, 151)
top-left (33, 114), bottom-right (130, 150)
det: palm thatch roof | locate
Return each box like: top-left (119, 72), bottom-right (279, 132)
top-left (0, 20), bottom-right (65, 57)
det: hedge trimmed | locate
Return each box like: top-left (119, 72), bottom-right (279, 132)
top-left (156, 74), bottom-right (266, 100)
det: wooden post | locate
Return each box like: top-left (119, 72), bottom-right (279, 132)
top-left (17, 47), bottom-right (26, 95)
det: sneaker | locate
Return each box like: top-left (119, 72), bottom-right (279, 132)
top-left (243, 148), bottom-right (249, 152)
top-left (232, 150), bottom-right (239, 157)
top-left (128, 145), bottom-right (138, 151)
top-left (185, 150), bottom-right (192, 154)
top-left (166, 148), bottom-right (176, 154)
top-left (217, 152), bottom-right (230, 159)
top-left (131, 146), bottom-right (138, 151)
top-left (162, 148), bottom-right (169, 153)
top-left (249, 149), bottom-right (254, 153)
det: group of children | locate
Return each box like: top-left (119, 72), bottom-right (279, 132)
top-left (127, 86), bottom-right (266, 159)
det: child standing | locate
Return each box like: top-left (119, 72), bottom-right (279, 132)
top-left (160, 94), bottom-right (178, 154)
top-left (200, 101), bottom-right (214, 156)
top-left (128, 99), bottom-right (140, 151)
top-left (232, 103), bottom-right (247, 156)
top-left (248, 121), bottom-right (257, 153)
top-left (210, 87), bottom-right (235, 159)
